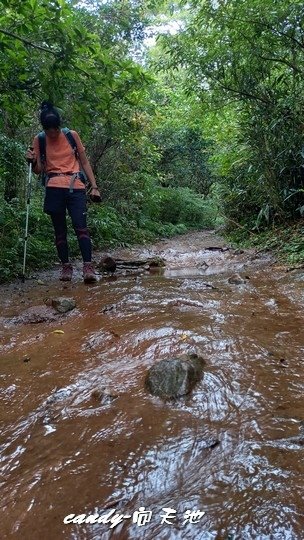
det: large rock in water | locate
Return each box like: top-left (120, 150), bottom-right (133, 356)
top-left (51, 297), bottom-right (76, 313)
top-left (145, 354), bottom-right (205, 399)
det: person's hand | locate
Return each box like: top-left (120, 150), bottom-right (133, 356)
top-left (91, 187), bottom-right (100, 194)
top-left (90, 187), bottom-right (101, 203)
top-left (26, 147), bottom-right (36, 164)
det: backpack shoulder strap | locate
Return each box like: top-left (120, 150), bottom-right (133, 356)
top-left (62, 127), bottom-right (78, 157)
top-left (62, 127), bottom-right (87, 188)
top-left (38, 131), bottom-right (46, 166)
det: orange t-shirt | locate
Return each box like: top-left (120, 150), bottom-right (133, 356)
top-left (33, 130), bottom-right (85, 189)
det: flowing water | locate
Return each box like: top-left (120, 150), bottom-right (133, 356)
top-left (1, 231), bottom-right (304, 540)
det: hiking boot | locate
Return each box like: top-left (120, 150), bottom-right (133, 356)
top-left (83, 262), bottom-right (97, 283)
top-left (59, 263), bottom-right (73, 282)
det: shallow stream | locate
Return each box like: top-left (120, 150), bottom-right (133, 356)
top-left (1, 231), bottom-right (304, 539)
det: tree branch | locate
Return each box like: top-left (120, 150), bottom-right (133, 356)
top-left (232, 17), bottom-right (304, 50)
top-left (0, 31), bottom-right (93, 78)
top-left (237, 28), bottom-right (303, 75)
top-left (213, 77), bottom-right (271, 104)
top-left (91, 138), bottom-right (113, 174)
top-left (258, 54), bottom-right (303, 74)
top-left (0, 28), bottom-right (58, 55)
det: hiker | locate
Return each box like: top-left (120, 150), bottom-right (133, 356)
top-left (26, 101), bottom-right (101, 283)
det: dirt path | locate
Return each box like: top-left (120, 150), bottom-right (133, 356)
top-left (1, 230), bottom-right (304, 540)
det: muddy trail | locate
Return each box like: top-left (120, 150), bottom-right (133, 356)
top-left (1, 230), bottom-right (304, 540)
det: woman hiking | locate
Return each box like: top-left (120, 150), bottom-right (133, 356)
top-left (26, 101), bottom-right (100, 283)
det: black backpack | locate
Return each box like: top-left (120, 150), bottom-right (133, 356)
top-left (38, 127), bottom-right (87, 187)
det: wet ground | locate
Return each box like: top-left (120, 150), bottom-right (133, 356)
top-left (1, 230), bottom-right (304, 540)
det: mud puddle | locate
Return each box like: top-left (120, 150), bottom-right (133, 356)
top-left (1, 230), bottom-right (304, 539)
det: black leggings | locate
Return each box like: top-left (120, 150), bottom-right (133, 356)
top-left (45, 188), bottom-right (92, 263)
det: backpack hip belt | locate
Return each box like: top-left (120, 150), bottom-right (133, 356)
top-left (45, 171), bottom-right (86, 192)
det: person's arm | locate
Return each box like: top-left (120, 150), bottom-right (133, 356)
top-left (78, 150), bottom-right (100, 193)
top-left (72, 131), bottom-right (100, 195)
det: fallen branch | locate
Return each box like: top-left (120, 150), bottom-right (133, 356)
top-left (115, 259), bottom-right (148, 267)
top-left (205, 246), bottom-right (230, 252)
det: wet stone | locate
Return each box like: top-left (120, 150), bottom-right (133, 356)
top-left (228, 273), bottom-right (247, 285)
top-left (91, 387), bottom-right (118, 405)
top-left (98, 256), bottom-right (117, 273)
top-left (208, 439), bottom-right (221, 449)
top-left (148, 257), bottom-right (166, 268)
top-left (145, 353), bottom-right (205, 399)
top-left (16, 305), bottom-right (59, 324)
top-left (51, 297), bottom-right (76, 313)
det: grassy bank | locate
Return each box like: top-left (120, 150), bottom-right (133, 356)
top-left (227, 221), bottom-right (304, 266)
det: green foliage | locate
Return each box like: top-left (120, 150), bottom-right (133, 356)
top-left (146, 68), bottom-right (215, 196)
top-left (88, 204), bottom-right (125, 246)
top-left (0, 0), bottom-right (151, 136)
top-left (228, 222), bottom-right (304, 265)
top-left (154, 186), bottom-right (218, 228)
top-left (0, 200), bottom-right (22, 281)
top-left (152, 126), bottom-right (214, 194)
top-left (0, 134), bottom-right (26, 200)
top-left (161, 0), bottom-right (304, 229)
top-left (0, 197), bottom-right (54, 281)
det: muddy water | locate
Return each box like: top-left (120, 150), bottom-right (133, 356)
top-left (1, 231), bottom-right (304, 540)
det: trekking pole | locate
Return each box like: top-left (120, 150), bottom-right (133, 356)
top-left (22, 155), bottom-right (33, 283)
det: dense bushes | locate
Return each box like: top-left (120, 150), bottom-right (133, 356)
top-left (154, 187), bottom-right (217, 228)
top-left (0, 197), bottom-right (53, 281)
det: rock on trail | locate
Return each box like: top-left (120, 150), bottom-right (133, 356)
top-left (145, 353), bottom-right (206, 399)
